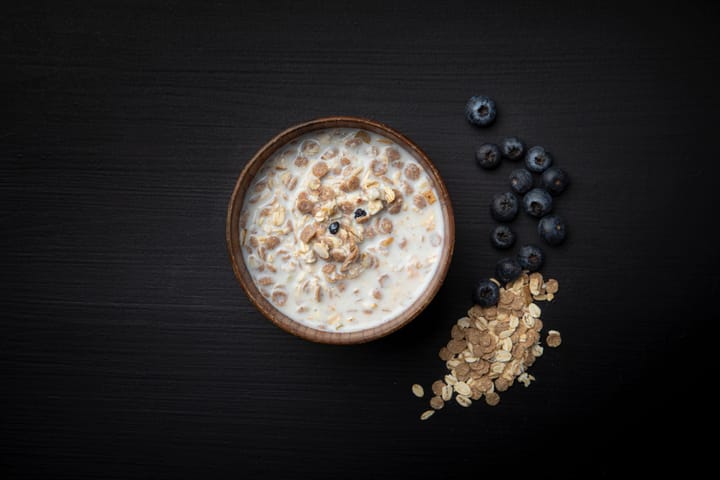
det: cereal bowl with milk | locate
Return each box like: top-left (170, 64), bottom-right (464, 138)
top-left (227, 117), bottom-right (454, 344)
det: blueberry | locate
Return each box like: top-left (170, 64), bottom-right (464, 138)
top-left (490, 192), bottom-right (519, 222)
top-left (495, 257), bottom-right (522, 285)
top-left (472, 279), bottom-right (500, 307)
top-left (475, 143), bottom-right (501, 170)
top-left (509, 168), bottom-right (534, 195)
top-left (523, 188), bottom-right (553, 218)
top-left (490, 224), bottom-right (516, 249)
top-left (465, 95), bottom-right (497, 127)
top-left (328, 221), bottom-right (340, 234)
top-left (500, 136), bottom-right (525, 161)
top-left (525, 146), bottom-right (553, 173)
top-left (517, 244), bottom-right (545, 272)
top-left (542, 166), bottom-right (570, 196)
top-left (538, 214), bottom-right (567, 246)
top-left (354, 208), bottom-right (367, 219)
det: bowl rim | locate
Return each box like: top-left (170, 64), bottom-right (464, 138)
top-left (226, 116), bottom-right (455, 344)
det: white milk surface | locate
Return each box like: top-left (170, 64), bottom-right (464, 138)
top-left (239, 128), bottom-right (446, 332)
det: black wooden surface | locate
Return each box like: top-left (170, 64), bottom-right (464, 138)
top-left (2, 1), bottom-right (716, 477)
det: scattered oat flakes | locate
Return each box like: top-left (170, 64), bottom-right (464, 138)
top-left (546, 330), bottom-right (562, 347)
top-left (450, 324), bottom-right (464, 340)
top-left (517, 372), bottom-right (535, 387)
top-left (441, 384), bottom-right (453, 401)
top-left (412, 384), bottom-right (424, 398)
top-left (429, 396), bottom-right (444, 410)
top-left (438, 347), bottom-right (452, 361)
top-left (420, 410), bottom-right (435, 421)
top-left (484, 391), bottom-right (500, 406)
top-left (454, 382), bottom-right (472, 396)
top-left (494, 377), bottom-right (511, 392)
top-left (455, 362), bottom-right (470, 377)
top-left (447, 339), bottom-right (466, 354)
top-left (417, 271), bottom-right (563, 419)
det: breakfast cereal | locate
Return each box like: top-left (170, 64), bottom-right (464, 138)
top-left (239, 128), bottom-right (447, 333)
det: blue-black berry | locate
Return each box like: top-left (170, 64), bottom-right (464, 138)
top-left (465, 96), bottom-right (497, 127)
top-left (523, 188), bottom-right (553, 218)
top-left (328, 222), bottom-right (340, 234)
top-left (475, 143), bottom-right (501, 170)
top-left (517, 245), bottom-right (545, 272)
top-left (472, 279), bottom-right (500, 307)
top-left (354, 208), bottom-right (367, 219)
top-left (490, 192), bottom-right (519, 222)
top-left (509, 169), bottom-right (534, 195)
top-left (495, 257), bottom-right (522, 284)
top-left (490, 225), bottom-right (516, 249)
top-left (500, 137), bottom-right (525, 161)
top-left (525, 146), bottom-right (553, 173)
top-left (538, 214), bottom-right (567, 246)
top-left (542, 167), bottom-right (570, 196)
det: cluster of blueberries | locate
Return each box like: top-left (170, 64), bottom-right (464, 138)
top-left (464, 96), bottom-right (569, 307)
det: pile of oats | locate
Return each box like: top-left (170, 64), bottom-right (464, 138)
top-left (416, 272), bottom-right (562, 420)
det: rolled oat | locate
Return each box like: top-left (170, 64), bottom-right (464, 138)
top-left (420, 410), bottom-right (435, 421)
top-left (546, 330), bottom-right (562, 347)
top-left (429, 396), bottom-right (445, 410)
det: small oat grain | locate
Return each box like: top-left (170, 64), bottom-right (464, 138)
top-left (454, 382), bottom-right (472, 396)
top-left (485, 391), bottom-right (501, 406)
top-left (420, 410), bottom-right (435, 421)
top-left (411, 384), bottom-right (424, 398)
top-left (547, 330), bottom-right (562, 347)
top-left (431, 380), bottom-right (445, 396)
top-left (441, 384), bottom-right (453, 401)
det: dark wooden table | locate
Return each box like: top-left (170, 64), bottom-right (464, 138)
top-left (2, 1), bottom-right (715, 477)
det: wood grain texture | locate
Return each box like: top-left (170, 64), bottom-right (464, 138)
top-left (1, 0), bottom-right (717, 477)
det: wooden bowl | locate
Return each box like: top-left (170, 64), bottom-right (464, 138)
top-left (226, 116), bottom-right (455, 344)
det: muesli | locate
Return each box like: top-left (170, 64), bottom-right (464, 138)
top-left (239, 128), bottom-right (446, 332)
